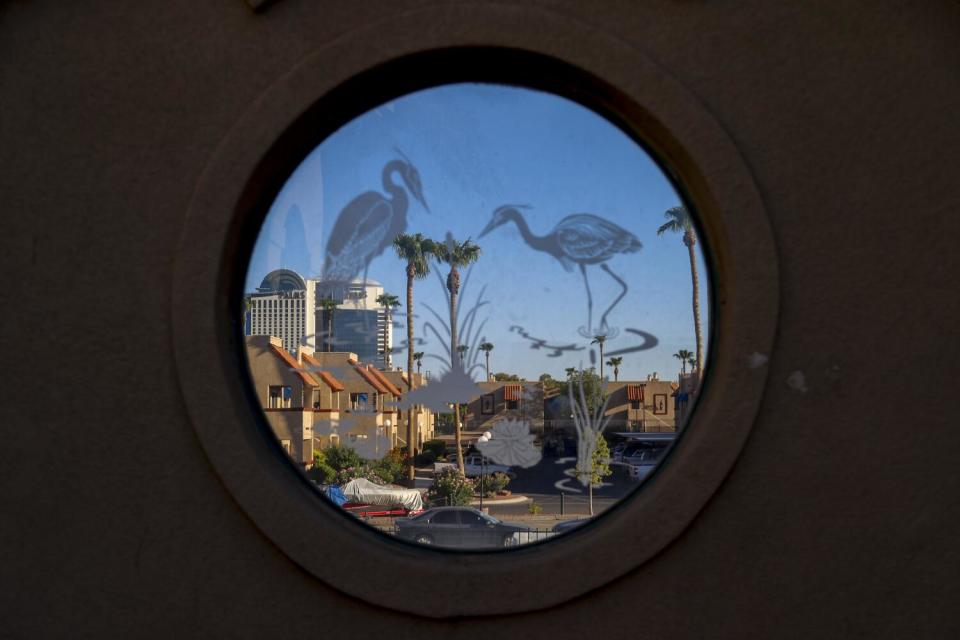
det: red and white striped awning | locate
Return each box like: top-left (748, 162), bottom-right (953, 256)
top-left (627, 384), bottom-right (645, 401)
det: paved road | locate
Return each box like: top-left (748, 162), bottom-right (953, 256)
top-left (415, 453), bottom-right (645, 517)
top-left (485, 454), bottom-right (639, 517)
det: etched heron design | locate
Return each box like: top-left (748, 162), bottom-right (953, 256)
top-left (323, 152), bottom-right (429, 285)
top-left (479, 205), bottom-right (641, 336)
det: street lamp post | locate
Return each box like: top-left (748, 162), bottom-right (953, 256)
top-left (476, 430), bottom-right (493, 511)
top-left (378, 419), bottom-right (391, 458)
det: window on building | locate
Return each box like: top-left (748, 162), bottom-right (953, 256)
top-left (268, 385), bottom-right (292, 409)
top-left (241, 82), bottom-right (713, 550)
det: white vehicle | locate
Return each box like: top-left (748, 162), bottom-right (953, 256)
top-left (433, 454), bottom-right (515, 478)
top-left (625, 447), bottom-right (666, 481)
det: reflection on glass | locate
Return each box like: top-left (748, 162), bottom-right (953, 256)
top-left (241, 83), bottom-right (711, 550)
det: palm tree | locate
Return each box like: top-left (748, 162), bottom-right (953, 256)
top-left (565, 367), bottom-right (577, 378)
top-left (393, 233), bottom-right (438, 482)
top-left (658, 206), bottom-right (704, 374)
top-left (375, 292), bottom-right (401, 369)
top-left (456, 344), bottom-right (468, 363)
top-left (606, 356), bottom-right (623, 382)
top-left (435, 237), bottom-right (482, 475)
top-left (591, 334), bottom-right (607, 380)
top-left (479, 341), bottom-right (494, 381)
top-left (413, 351), bottom-right (424, 374)
top-left (319, 297), bottom-right (338, 352)
top-left (674, 349), bottom-right (694, 376)
top-left (688, 356), bottom-right (697, 373)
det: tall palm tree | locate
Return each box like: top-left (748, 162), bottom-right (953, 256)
top-left (674, 349), bottom-right (694, 376)
top-left (435, 237), bottom-right (482, 475)
top-left (319, 297), bottom-right (338, 352)
top-left (591, 334), bottom-right (607, 380)
top-left (393, 233), bottom-right (438, 482)
top-left (375, 292), bottom-right (401, 368)
top-left (606, 356), bottom-right (623, 382)
top-left (479, 341), bottom-right (494, 381)
top-left (456, 344), bottom-right (468, 363)
top-left (413, 351), bottom-right (424, 374)
top-left (565, 367), bottom-right (577, 378)
top-left (659, 206), bottom-right (704, 374)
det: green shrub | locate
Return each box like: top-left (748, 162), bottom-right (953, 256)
top-left (370, 449), bottom-right (405, 484)
top-left (414, 450), bottom-right (437, 467)
top-left (475, 471), bottom-right (511, 497)
top-left (324, 445), bottom-right (363, 472)
top-left (427, 467), bottom-right (474, 507)
top-left (307, 463), bottom-right (337, 485)
top-left (422, 439), bottom-right (447, 459)
top-left (528, 501), bottom-right (543, 515)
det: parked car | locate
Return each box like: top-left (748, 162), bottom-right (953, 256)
top-left (624, 447), bottom-right (666, 480)
top-left (394, 507), bottom-right (530, 548)
top-left (433, 454), bottom-right (515, 479)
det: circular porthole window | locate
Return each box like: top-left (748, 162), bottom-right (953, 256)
top-left (174, 34), bottom-right (776, 615)
top-left (240, 82), bottom-right (711, 551)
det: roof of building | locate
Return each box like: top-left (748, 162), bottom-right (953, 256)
top-left (269, 344), bottom-right (319, 387)
top-left (300, 352), bottom-right (346, 392)
top-left (347, 358), bottom-right (389, 394)
top-left (366, 366), bottom-right (403, 396)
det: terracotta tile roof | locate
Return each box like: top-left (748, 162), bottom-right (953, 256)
top-left (503, 384), bottom-right (522, 401)
top-left (300, 353), bottom-right (346, 392)
top-left (366, 366), bottom-right (403, 396)
top-left (269, 344), bottom-right (319, 387)
top-left (347, 358), bottom-right (388, 394)
top-left (627, 384), bottom-right (645, 401)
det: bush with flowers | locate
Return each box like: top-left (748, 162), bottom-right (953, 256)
top-left (427, 467), bottom-right (475, 506)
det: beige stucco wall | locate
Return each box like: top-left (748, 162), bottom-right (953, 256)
top-left (464, 381), bottom-right (546, 434)
top-left (604, 380), bottom-right (679, 432)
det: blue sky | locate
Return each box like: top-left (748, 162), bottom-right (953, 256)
top-left (245, 83), bottom-right (710, 382)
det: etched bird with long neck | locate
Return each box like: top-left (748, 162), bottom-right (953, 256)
top-left (323, 154), bottom-right (429, 286)
top-left (479, 205), bottom-right (641, 336)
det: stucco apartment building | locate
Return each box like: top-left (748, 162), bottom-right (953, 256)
top-left (602, 377), bottom-right (682, 432)
top-left (462, 381), bottom-right (546, 436)
top-left (245, 336), bottom-right (433, 463)
top-left (245, 335), bottom-right (344, 466)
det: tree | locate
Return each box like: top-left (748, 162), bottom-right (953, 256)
top-left (658, 206), bottom-right (704, 374)
top-left (456, 344), bottom-right (468, 364)
top-left (674, 349), bottom-right (693, 376)
top-left (561, 368), bottom-right (604, 415)
top-left (375, 292), bottom-right (401, 368)
top-left (319, 297), bottom-right (338, 352)
top-left (591, 334), bottom-right (607, 380)
top-left (493, 372), bottom-right (520, 382)
top-left (479, 341), bottom-right (494, 381)
top-left (606, 356), bottom-right (623, 382)
top-left (393, 233), bottom-right (439, 482)
top-left (434, 237), bottom-right (481, 476)
top-left (586, 436), bottom-right (613, 516)
top-left (413, 351), bottom-right (424, 374)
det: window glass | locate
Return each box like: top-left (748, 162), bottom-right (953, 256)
top-left (241, 83), bottom-right (711, 550)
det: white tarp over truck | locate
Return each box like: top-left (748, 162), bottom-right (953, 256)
top-left (340, 478), bottom-right (424, 512)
